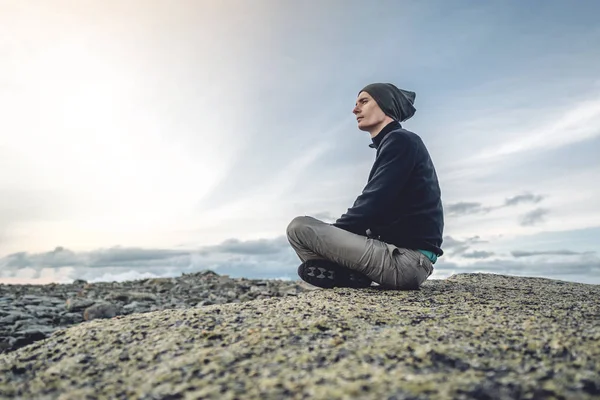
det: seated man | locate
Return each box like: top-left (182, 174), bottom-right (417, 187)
top-left (286, 83), bottom-right (444, 290)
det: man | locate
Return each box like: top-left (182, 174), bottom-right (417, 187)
top-left (286, 83), bottom-right (444, 290)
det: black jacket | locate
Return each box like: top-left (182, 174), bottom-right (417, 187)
top-left (333, 121), bottom-right (444, 255)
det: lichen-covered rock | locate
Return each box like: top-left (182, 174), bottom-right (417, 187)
top-left (65, 298), bottom-right (95, 312)
top-left (0, 272), bottom-right (598, 399)
top-left (83, 302), bottom-right (119, 321)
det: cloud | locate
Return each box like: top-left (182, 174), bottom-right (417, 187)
top-left (446, 191), bottom-right (546, 218)
top-left (464, 94), bottom-right (600, 164)
top-left (198, 237), bottom-right (290, 256)
top-left (0, 236), bottom-right (300, 283)
top-left (2, 246), bottom-right (192, 269)
top-left (310, 212), bottom-right (337, 223)
top-left (445, 202), bottom-right (491, 217)
top-left (511, 250), bottom-right (595, 258)
top-left (520, 208), bottom-right (549, 226)
top-left (88, 248), bottom-right (191, 266)
top-left (442, 235), bottom-right (486, 255)
top-left (3, 232), bottom-right (600, 286)
top-left (432, 254), bottom-right (600, 285)
top-left (442, 236), bottom-right (470, 254)
top-left (462, 251), bottom-right (495, 259)
top-left (195, 142), bottom-right (333, 221)
top-left (504, 192), bottom-right (545, 206)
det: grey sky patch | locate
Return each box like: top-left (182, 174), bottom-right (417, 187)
top-left (504, 192), bottom-right (545, 206)
top-left (520, 208), bottom-right (550, 226)
top-left (447, 192), bottom-right (546, 219)
top-left (433, 255), bottom-right (600, 284)
top-left (442, 235), bottom-right (486, 255)
top-left (2, 235), bottom-right (600, 284)
top-left (3, 248), bottom-right (81, 269)
top-left (3, 252), bottom-right (33, 269)
top-left (462, 250), bottom-right (495, 259)
top-left (0, 246), bottom-right (192, 270)
top-left (445, 202), bottom-right (492, 217)
top-left (0, 236), bottom-right (294, 275)
top-left (195, 249), bottom-right (299, 281)
top-left (88, 247), bottom-right (190, 266)
top-left (442, 236), bottom-right (470, 254)
top-left (311, 212), bottom-right (337, 222)
top-left (0, 236), bottom-right (299, 282)
top-left (198, 236), bottom-right (289, 256)
top-left (91, 256), bottom-right (192, 269)
top-left (511, 249), bottom-right (595, 257)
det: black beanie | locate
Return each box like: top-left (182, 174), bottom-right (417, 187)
top-left (359, 83), bottom-right (416, 122)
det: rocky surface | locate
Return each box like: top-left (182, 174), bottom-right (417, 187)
top-left (1, 272), bottom-right (599, 399)
top-left (0, 270), bottom-right (311, 355)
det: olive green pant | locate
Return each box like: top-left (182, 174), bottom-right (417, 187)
top-left (286, 216), bottom-right (434, 290)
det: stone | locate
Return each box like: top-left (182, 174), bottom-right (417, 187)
top-left (0, 312), bottom-right (34, 325)
top-left (20, 295), bottom-right (52, 305)
top-left (83, 302), bottom-right (118, 321)
top-left (65, 298), bottom-right (95, 312)
top-left (122, 301), bottom-right (142, 312)
top-left (13, 324), bottom-right (57, 336)
top-left (128, 292), bottom-right (158, 302)
top-left (60, 313), bottom-right (84, 324)
top-left (24, 305), bottom-right (63, 316)
top-left (10, 319), bottom-right (53, 333)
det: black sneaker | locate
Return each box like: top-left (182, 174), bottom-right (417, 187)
top-left (297, 259), bottom-right (372, 289)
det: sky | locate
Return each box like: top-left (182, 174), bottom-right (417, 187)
top-left (1, 0), bottom-right (600, 285)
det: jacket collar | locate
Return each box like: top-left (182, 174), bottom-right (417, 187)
top-left (369, 120), bottom-right (402, 149)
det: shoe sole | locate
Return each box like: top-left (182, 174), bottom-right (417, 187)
top-left (298, 260), bottom-right (372, 289)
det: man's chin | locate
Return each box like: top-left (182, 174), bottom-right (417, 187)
top-left (357, 123), bottom-right (370, 132)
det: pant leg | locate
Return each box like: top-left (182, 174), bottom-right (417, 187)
top-left (286, 215), bottom-right (433, 290)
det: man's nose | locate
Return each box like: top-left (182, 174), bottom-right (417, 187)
top-left (353, 106), bottom-right (360, 114)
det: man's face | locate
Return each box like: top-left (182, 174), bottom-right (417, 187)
top-left (353, 91), bottom-right (388, 132)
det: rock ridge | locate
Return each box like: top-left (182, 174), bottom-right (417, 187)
top-left (0, 272), bottom-right (599, 399)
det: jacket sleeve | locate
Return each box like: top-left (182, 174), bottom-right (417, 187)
top-left (333, 136), bottom-right (418, 235)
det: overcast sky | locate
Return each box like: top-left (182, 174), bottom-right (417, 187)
top-left (1, 0), bottom-right (599, 285)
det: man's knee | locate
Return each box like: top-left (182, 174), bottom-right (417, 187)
top-left (286, 216), bottom-right (313, 238)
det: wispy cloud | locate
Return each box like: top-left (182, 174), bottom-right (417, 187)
top-left (198, 237), bottom-right (289, 256)
top-left (2, 246), bottom-right (191, 269)
top-left (432, 255), bottom-right (600, 285)
top-left (444, 192), bottom-right (551, 235)
top-left (511, 249), bottom-right (595, 258)
top-left (0, 236), bottom-right (299, 283)
top-left (462, 250), bottom-right (495, 259)
top-left (446, 191), bottom-right (546, 217)
top-left (445, 202), bottom-right (492, 217)
top-left (520, 208), bottom-right (549, 226)
top-left (3, 234), bottom-right (600, 286)
top-left (504, 192), bottom-right (545, 206)
top-left (465, 94), bottom-right (600, 164)
top-left (442, 235), bottom-right (487, 256)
